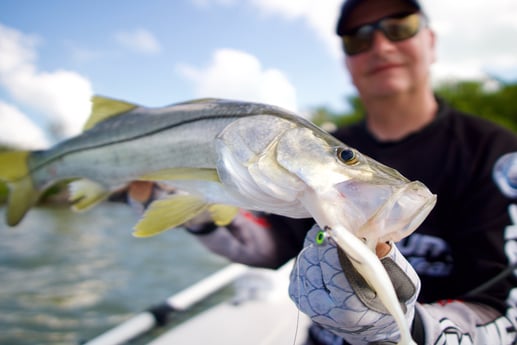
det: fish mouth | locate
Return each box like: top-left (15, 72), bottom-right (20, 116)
top-left (335, 180), bottom-right (436, 244)
top-left (359, 181), bottom-right (436, 243)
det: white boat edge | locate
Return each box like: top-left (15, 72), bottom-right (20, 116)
top-left (147, 259), bottom-right (311, 345)
top-left (83, 259), bottom-right (311, 345)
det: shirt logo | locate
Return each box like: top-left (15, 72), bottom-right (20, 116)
top-left (397, 233), bottom-right (453, 277)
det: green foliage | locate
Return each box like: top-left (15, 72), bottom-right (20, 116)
top-left (311, 94), bottom-right (364, 128)
top-left (435, 80), bottom-right (517, 131)
top-left (311, 80), bottom-right (517, 132)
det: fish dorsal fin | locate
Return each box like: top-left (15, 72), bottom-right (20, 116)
top-left (133, 194), bottom-right (209, 237)
top-left (174, 98), bottom-right (221, 106)
top-left (83, 96), bottom-right (138, 131)
top-left (138, 168), bottom-right (220, 182)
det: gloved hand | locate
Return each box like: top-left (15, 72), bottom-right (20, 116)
top-left (289, 225), bottom-right (421, 344)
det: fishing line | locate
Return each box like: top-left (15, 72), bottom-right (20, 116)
top-left (465, 261), bottom-right (517, 297)
top-left (292, 243), bottom-right (314, 345)
top-left (291, 229), bottom-right (331, 345)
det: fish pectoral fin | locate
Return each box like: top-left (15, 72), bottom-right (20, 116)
top-left (69, 179), bottom-right (110, 211)
top-left (138, 168), bottom-right (220, 182)
top-left (208, 204), bottom-right (239, 226)
top-left (133, 194), bottom-right (209, 237)
top-left (83, 96), bottom-right (138, 131)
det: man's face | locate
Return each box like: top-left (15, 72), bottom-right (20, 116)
top-left (343, 0), bottom-right (436, 99)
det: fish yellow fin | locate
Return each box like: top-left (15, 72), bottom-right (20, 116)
top-left (133, 194), bottom-right (208, 237)
top-left (69, 179), bottom-right (110, 211)
top-left (208, 204), bottom-right (239, 226)
top-left (0, 151), bottom-right (40, 226)
top-left (0, 151), bottom-right (31, 181)
top-left (6, 177), bottom-right (39, 226)
top-left (83, 96), bottom-right (138, 131)
top-left (139, 168), bottom-right (220, 182)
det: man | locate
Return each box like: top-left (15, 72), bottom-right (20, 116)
top-left (128, 0), bottom-right (517, 343)
top-left (289, 1), bottom-right (517, 343)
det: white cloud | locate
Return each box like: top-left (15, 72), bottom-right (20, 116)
top-left (190, 0), bottom-right (342, 56)
top-left (0, 23), bottom-right (93, 139)
top-left (250, 0), bottom-right (343, 57)
top-left (114, 28), bottom-right (161, 55)
top-left (177, 48), bottom-right (298, 112)
top-left (0, 101), bottom-right (50, 149)
top-left (421, 0), bottom-right (517, 81)
top-left (248, 0), bottom-right (517, 82)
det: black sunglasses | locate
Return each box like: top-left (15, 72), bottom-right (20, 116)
top-left (341, 12), bottom-right (426, 56)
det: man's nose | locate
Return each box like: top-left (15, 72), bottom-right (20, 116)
top-left (370, 31), bottom-right (396, 54)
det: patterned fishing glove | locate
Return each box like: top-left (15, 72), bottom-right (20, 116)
top-left (289, 225), bottom-right (421, 345)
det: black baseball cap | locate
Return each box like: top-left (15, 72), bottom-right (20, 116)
top-left (336, 0), bottom-right (423, 35)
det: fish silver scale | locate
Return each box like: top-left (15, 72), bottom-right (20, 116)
top-left (27, 101), bottom-right (300, 190)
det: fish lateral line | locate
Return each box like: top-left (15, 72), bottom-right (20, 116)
top-left (28, 115), bottom-right (245, 173)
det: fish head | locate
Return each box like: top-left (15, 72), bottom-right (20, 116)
top-left (275, 126), bottom-right (437, 247)
top-left (215, 112), bottom-right (436, 247)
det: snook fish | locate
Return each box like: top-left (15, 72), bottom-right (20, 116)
top-left (0, 96), bottom-right (435, 344)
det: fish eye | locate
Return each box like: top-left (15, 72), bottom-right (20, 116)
top-left (337, 147), bottom-right (359, 165)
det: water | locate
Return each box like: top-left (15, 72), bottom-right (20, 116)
top-left (0, 203), bottom-right (229, 345)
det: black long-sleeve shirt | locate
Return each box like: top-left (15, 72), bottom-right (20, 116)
top-left (270, 99), bottom-right (517, 311)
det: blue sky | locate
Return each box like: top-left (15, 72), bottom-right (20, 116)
top-left (1, 0), bottom-right (516, 148)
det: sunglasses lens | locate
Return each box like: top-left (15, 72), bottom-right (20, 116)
top-left (342, 26), bottom-right (374, 55)
top-left (382, 13), bottom-right (421, 41)
top-left (341, 13), bottom-right (423, 56)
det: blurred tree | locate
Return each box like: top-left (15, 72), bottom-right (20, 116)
top-left (311, 79), bottom-right (517, 132)
top-left (435, 79), bottom-right (517, 131)
top-left (311, 94), bottom-right (364, 130)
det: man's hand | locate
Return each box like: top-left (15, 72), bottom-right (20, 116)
top-left (124, 181), bottom-right (174, 214)
top-left (289, 225), bottom-right (420, 344)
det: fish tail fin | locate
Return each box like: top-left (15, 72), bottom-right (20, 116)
top-left (0, 151), bottom-right (40, 226)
